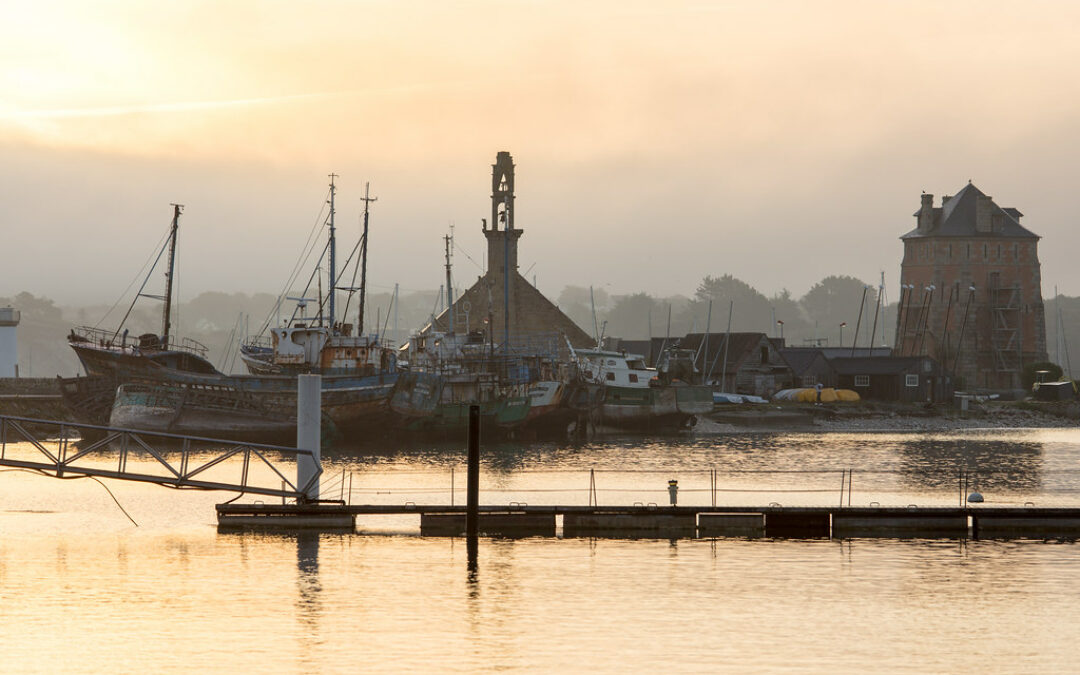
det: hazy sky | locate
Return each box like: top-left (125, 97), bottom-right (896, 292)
top-left (4, 1), bottom-right (1080, 306)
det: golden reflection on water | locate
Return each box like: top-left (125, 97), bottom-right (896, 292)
top-left (1, 430), bottom-right (1080, 671)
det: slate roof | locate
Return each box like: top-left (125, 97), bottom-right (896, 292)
top-left (679, 332), bottom-right (787, 373)
top-left (901, 183), bottom-right (1038, 239)
top-left (779, 349), bottom-right (831, 376)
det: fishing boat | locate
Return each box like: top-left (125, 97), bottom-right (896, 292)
top-left (569, 345), bottom-right (713, 432)
top-left (108, 366), bottom-right (397, 441)
top-left (389, 329), bottom-right (570, 437)
top-left (67, 204), bottom-right (217, 380)
top-left (66, 179), bottom-right (399, 441)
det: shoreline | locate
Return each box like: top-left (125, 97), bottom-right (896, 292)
top-left (696, 401), bottom-right (1079, 434)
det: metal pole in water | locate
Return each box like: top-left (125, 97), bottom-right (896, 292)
top-left (466, 404), bottom-right (480, 540)
top-left (297, 374), bottom-right (322, 502)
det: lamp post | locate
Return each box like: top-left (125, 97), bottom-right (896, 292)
top-left (777, 319), bottom-right (784, 340)
top-left (839, 322), bottom-right (847, 347)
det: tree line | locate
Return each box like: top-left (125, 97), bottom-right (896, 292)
top-left (5, 276), bottom-right (1080, 377)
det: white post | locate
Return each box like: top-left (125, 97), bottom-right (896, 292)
top-left (297, 374), bottom-right (321, 502)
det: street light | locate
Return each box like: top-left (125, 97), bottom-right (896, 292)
top-left (839, 321), bottom-right (847, 346)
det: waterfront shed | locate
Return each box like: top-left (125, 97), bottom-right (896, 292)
top-left (831, 356), bottom-right (952, 402)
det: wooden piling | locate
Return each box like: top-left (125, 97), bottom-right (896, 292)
top-left (466, 404), bottom-right (480, 541)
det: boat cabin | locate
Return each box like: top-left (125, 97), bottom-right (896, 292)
top-left (574, 348), bottom-right (656, 388)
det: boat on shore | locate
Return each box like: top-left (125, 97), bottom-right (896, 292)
top-left (388, 329), bottom-right (573, 438)
top-left (108, 368), bottom-right (396, 441)
top-left (569, 345), bottom-right (713, 433)
top-left (65, 179), bottom-right (400, 441)
top-left (67, 204), bottom-right (218, 381)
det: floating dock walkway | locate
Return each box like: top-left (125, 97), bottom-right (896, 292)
top-left (215, 502), bottom-right (1080, 539)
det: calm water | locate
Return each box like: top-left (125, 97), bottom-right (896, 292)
top-left (2, 428), bottom-right (1080, 672)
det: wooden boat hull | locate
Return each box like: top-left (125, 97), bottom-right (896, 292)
top-left (389, 371), bottom-right (561, 437)
top-left (105, 372), bottom-right (398, 442)
top-left (595, 384), bottom-right (714, 431)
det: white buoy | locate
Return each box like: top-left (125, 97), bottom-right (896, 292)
top-left (968, 491), bottom-right (984, 503)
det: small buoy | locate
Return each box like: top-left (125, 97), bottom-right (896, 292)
top-left (968, 492), bottom-right (984, 503)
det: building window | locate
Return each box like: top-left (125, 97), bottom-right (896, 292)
top-left (905, 374), bottom-right (919, 387)
top-left (760, 346), bottom-right (769, 364)
top-left (966, 243), bottom-right (971, 259)
top-left (854, 375), bottom-right (870, 387)
top-left (997, 244), bottom-right (1002, 259)
top-left (801, 375), bottom-right (818, 386)
top-left (1013, 243), bottom-right (1019, 260)
top-left (606, 372), bottom-right (615, 381)
top-left (947, 243), bottom-right (951, 259)
top-left (983, 243), bottom-right (988, 259)
top-left (628, 373), bottom-right (638, 383)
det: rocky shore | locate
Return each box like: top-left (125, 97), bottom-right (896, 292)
top-left (698, 400), bottom-right (1079, 434)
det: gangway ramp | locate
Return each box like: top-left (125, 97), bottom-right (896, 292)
top-left (0, 415), bottom-right (320, 500)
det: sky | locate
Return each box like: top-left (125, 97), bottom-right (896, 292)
top-left (4, 0), bottom-right (1080, 307)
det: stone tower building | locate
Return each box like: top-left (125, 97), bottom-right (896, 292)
top-left (427, 152), bottom-right (593, 347)
top-left (895, 183), bottom-right (1047, 390)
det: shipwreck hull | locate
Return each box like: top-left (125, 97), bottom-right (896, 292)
top-left (106, 373), bottom-right (398, 442)
top-left (595, 384), bottom-right (714, 431)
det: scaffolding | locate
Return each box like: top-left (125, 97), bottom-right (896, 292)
top-left (989, 277), bottom-right (1023, 387)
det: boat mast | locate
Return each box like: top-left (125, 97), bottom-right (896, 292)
top-left (444, 233), bottom-right (454, 332)
top-left (357, 182), bottom-right (376, 335)
top-left (327, 174), bottom-right (338, 328)
top-left (161, 203), bottom-right (182, 345)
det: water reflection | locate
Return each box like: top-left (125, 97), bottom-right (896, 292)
top-left (295, 532), bottom-right (323, 671)
top-left (896, 438), bottom-right (1043, 492)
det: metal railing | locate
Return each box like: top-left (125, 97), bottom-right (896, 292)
top-left (69, 326), bottom-right (209, 358)
top-left (329, 466), bottom-right (1080, 510)
top-left (0, 415), bottom-right (320, 500)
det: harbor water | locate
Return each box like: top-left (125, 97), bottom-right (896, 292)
top-left (2, 428), bottom-right (1080, 672)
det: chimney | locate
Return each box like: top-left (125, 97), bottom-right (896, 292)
top-left (918, 193), bottom-right (934, 232)
top-left (942, 195), bottom-right (951, 206)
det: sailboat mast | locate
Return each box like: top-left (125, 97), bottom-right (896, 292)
top-left (444, 233), bottom-right (454, 332)
top-left (357, 182), bottom-right (376, 335)
top-left (327, 174), bottom-right (338, 327)
top-left (161, 203), bottom-right (182, 345)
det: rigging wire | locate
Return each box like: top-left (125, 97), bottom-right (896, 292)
top-left (217, 311), bottom-right (243, 372)
top-left (455, 241), bottom-right (485, 274)
top-left (94, 223), bottom-right (172, 330)
top-left (252, 186), bottom-right (333, 337)
top-left (111, 224), bottom-right (175, 342)
top-left (338, 214), bottom-right (367, 329)
top-left (173, 233), bottom-right (181, 343)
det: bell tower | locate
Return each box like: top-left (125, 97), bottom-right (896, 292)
top-left (483, 151), bottom-right (523, 275)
